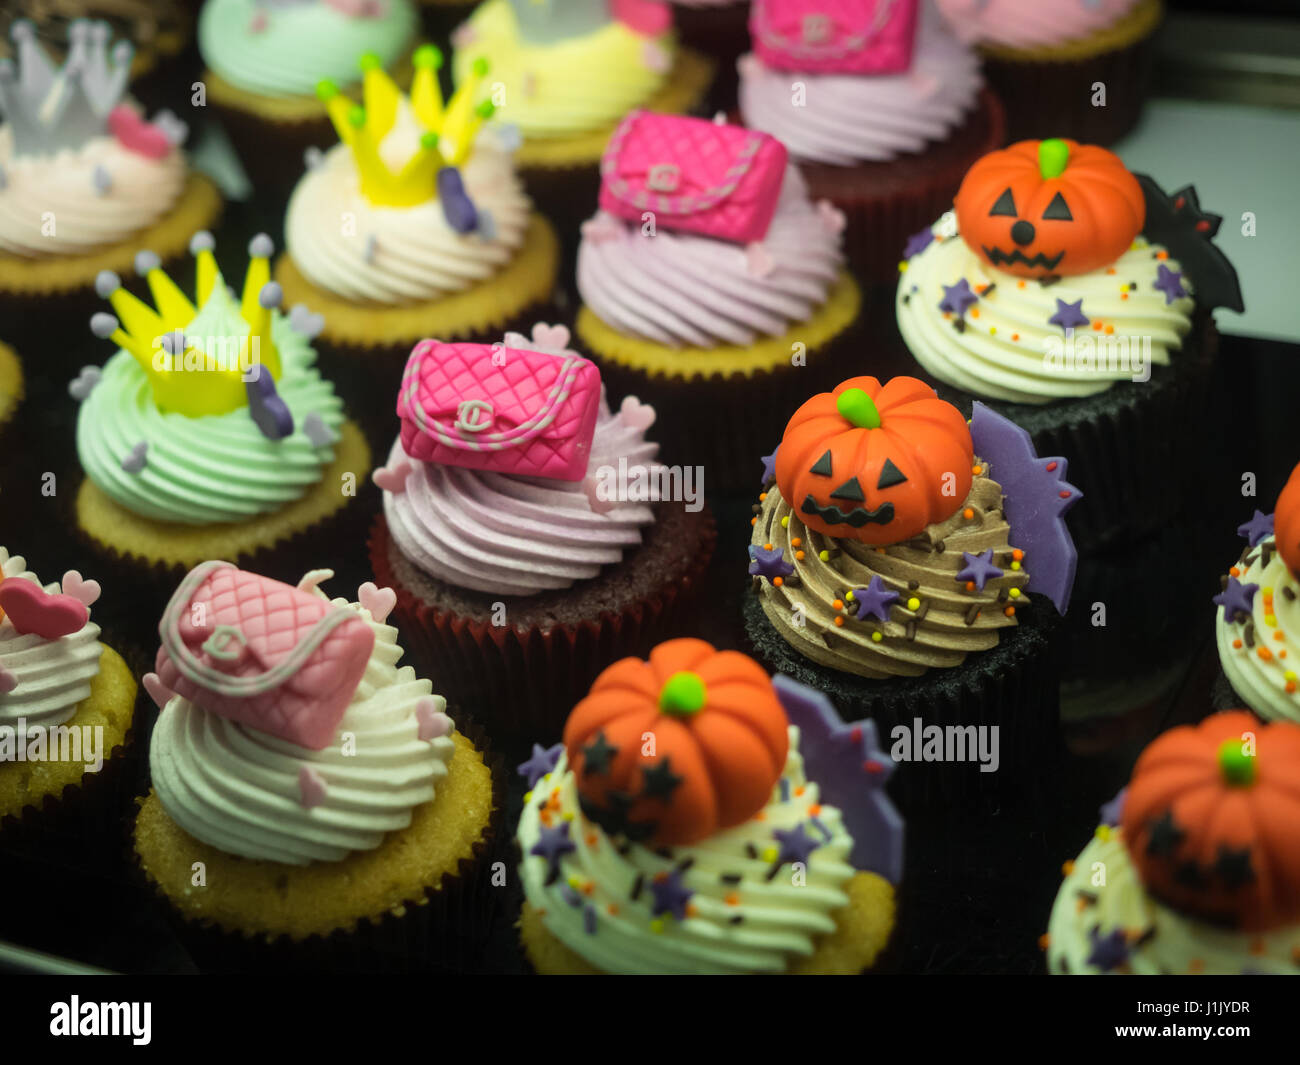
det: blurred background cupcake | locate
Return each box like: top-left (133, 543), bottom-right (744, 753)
top-left (516, 640), bottom-right (904, 974)
top-left (668, 0), bottom-right (751, 112)
top-left (197, 0), bottom-right (421, 188)
top-left (738, 0), bottom-right (1006, 284)
top-left (1046, 712), bottom-right (1300, 974)
top-left (0, 342), bottom-right (23, 451)
top-left (935, 0), bottom-right (1164, 145)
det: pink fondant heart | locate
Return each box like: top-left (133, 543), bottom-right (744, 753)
top-left (60, 570), bottom-right (102, 608)
top-left (531, 322), bottom-right (571, 352)
top-left (745, 242), bottom-right (776, 279)
top-left (641, 38), bottom-right (671, 74)
top-left (619, 395), bottom-right (656, 431)
top-left (415, 696), bottom-right (452, 741)
top-left (583, 476), bottom-right (615, 515)
top-left (0, 579), bottom-right (89, 639)
top-left (299, 766), bottom-right (327, 809)
top-left (0, 666), bottom-right (17, 695)
top-left (108, 106), bottom-right (170, 160)
top-left (581, 213), bottom-right (624, 245)
top-left (817, 199), bottom-right (847, 236)
top-left (614, 0), bottom-right (671, 36)
top-left (372, 459), bottom-right (412, 494)
top-left (358, 582), bottom-right (396, 624)
top-left (142, 672), bottom-right (174, 710)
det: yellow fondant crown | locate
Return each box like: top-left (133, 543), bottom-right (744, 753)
top-left (317, 47), bottom-right (495, 207)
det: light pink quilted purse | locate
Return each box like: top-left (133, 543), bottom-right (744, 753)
top-left (155, 562), bottom-right (375, 751)
top-left (397, 339), bottom-right (602, 482)
top-left (750, 0), bottom-right (920, 74)
top-left (597, 111), bottom-right (788, 245)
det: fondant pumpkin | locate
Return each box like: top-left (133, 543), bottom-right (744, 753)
top-left (954, 138), bottom-right (1145, 279)
top-left (1273, 461), bottom-right (1300, 579)
top-left (563, 638), bottom-right (790, 847)
top-left (1120, 710), bottom-right (1300, 932)
top-left (776, 376), bottom-right (974, 544)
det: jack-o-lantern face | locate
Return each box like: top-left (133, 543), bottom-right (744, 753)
top-left (776, 376), bottom-right (974, 545)
top-left (1274, 461), bottom-right (1300, 580)
top-left (954, 138), bottom-right (1145, 279)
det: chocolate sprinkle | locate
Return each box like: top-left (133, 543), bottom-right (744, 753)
top-left (965, 603), bottom-right (982, 625)
top-left (1244, 622), bottom-right (1256, 649)
top-left (915, 601), bottom-right (931, 621)
top-left (954, 317), bottom-right (966, 334)
top-left (675, 857), bottom-right (695, 873)
top-left (1261, 542), bottom-right (1275, 569)
top-left (630, 874), bottom-right (645, 901)
top-left (934, 540), bottom-right (946, 553)
top-left (1220, 574), bottom-right (1230, 590)
top-left (908, 579), bottom-right (920, 590)
top-left (983, 283), bottom-right (997, 296)
top-left (905, 620), bottom-right (917, 641)
top-left (1284, 586), bottom-right (1296, 602)
top-left (745, 843), bottom-right (759, 860)
top-left (720, 873), bottom-right (742, 885)
top-left (729, 915), bottom-right (744, 925)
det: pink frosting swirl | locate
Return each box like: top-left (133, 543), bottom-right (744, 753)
top-left (576, 166), bottom-right (843, 348)
top-left (737, 8), bottom-right (983, 165)
top-left (934, 0), bottom-right (1141, 49)
top-left (382, 395), bottom-right (662, 596)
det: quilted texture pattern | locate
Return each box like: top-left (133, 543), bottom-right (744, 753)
top-left (397, 340), bottom-right (602, 483)
top-left (155, 563), bottom-right (375, 750)
top-left (598, 112), bottom-right (789, 245)
top-left (750, 0), bottom-right (920, 74)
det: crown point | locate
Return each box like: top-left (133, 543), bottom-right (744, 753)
top-left (413, 44), bottom-right (442, 69)
top-left (358, 51), bottom-right (381, 71)
top-left (10, 19), bottom-right (34, 41)
top-left (188, 230), bottom-right (215, 255)
top-left (347, 105), bottom-right (366, 129)
top-left (316, 79), bottom-right (340, 102)
top-left (258, 281), bottom-right (283, 309)
top-left (89, 312), bottom-right (119, 339)
top-left (419, 130), bottom-right (439, 150)
top-left (134, 250), bottom-right (161, 275)
top-left (92, 165), bottom-right (112, 195)
top-left (248, 234), bottom-right (274, 259)
top-left (303, 146), bottom-right (323, 170)
top-left (94, 271), bottom-right (121, 298)
top-left (471, 56), bottom-right (489, 77)
top-left (475, 99), bottom-right (495, 119)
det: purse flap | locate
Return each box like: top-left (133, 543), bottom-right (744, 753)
top-left (752, 0), bottom-right (904, 60)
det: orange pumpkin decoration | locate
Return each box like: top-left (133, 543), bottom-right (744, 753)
top-left (776, 375), bottom-right (974, 544)
top-left (1120, 710), bottom-right (1300, 932)
top-left (954, 138), bottom-right (1145, 279)
top-left (1273, 461), bottom-right (1300, 579)
top-left (563, 638), bottom-right (790, 847)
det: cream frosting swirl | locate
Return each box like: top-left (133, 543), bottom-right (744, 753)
top-left (737, 6), bottom-right (983, 166)
top-left (1215, 535), bottom-right (1300, 725)
top-left (284, 112), bottom-right (531, 306)
top-left (517, 726), bottom-right (857, 974)
top-left (1047, 828), bottom-right (1300, 974)
top-left (383, 392), bottom-right (661, 596)
top-left (897, 213), bottom-right (1195, 404)
top-left (576, 166), bottom-right (844, 348)
top-left (0, 127), bottom-right (186, 258)
top-left (149, 580), bottom-right (455, 865)
top-left (0, 548), bottom-right (103, 733)
top-left (936, 0), bottom-right (1142, 50)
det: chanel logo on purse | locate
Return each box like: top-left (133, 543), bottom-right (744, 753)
top-left (801, 13), bottom-right (831, 43)
top-left (201, 625), bottom-right (248, 662)
top-left (646, 163), bottom-right (681, 193)
top-left (455, 399), bottom-right (495, 433)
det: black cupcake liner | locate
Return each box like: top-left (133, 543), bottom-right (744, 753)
top-left (672, 1), bottom-right (751, 114)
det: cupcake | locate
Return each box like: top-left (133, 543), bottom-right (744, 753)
top-left (0, 341), bottom-right (22, 444)
top-left (449, 0), bottom-right (713, 240)
top-left (274, 49), bottom-right (560, 434)
top-left (744, 375), bottom-right (1082, 801)
top-left (936, 0), bottom-right (1163, 146)
top-left (0, 19), bottom-right (222, 343)
top-left (738, 0), bottom-right (1006, 283)
top-left (71, 230), bottom-right (371, 591)
top-left (575, 110), bottom-right (862, 492)
top-left (132, 562), bottom-right (501, 971)
top-left (368, 321), bottom-right (717, 741)
top-left (1212, 461), bottom-right (1300, 724)
top-left (1046, 711), bottom-right (1300, 974)
top-left (895, 138), bottom-right (1243, 548)
top-left (669, 0), bottom-right (750, 111)
top-left (197, 0), bottom-right (420, 187)
top-left (516, 638), bottom-right (904, 974)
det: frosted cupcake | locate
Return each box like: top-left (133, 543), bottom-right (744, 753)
top-left (517, 639), bottom-right (904, 974)
top-left (1046, 712), bottom-right (1300, 974)
top-left (0, 19), bottom-right (221, 334)
top-left (133, 563), bottom-right (500, 970)
top-left (0, 341), bottom-right (22, 449)
top-left (369, 322), bottom-right (716, 740)
top-left (72, 231), bottom-right (371, 586)
top-left (738, 0), bottom-right (1005, 282)
top-left (896, 138), bottom-right (1243, 547)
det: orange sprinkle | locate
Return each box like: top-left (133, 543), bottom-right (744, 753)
top-left (942, 311), bottom-right (952, 320)
top-left (686, 903), bottom-right (699, 918)
top-left (581, 881), bottom-right (595, 896)
top-left (1230, 566), bottom-right (1241, 577)
top-left (1282, 650), bottom-right (1289, 659)
top-left (833, 615), bottom-right (845, 627)
top-left (832, 599), bottom-right (844, 610)
top-left (1004, 606), bottom-right (1016, 617)
top-left (1092, 320), bottom-right (1103, 331)
top-left (1038, 933), bottom-right (1051, 950)
top-left (1259, 647), bottom-right (1274, 662)
top-left (1276, 631), bottom-right (1286, 641)
top-left (1233, 639), bottom-right (1243, 649)
top-left (875, 546), bottom-right (886, 554)
top-left (772, 577), bottom-right (783, 588)
top-left (808, 803), bottom-right (822, 816)
top-left (1156, 250), bottom-right (1168, 260)
top-left (1105, 325), bottom-right (1114, 335)
top-left (1017, 280), bottom-right (1026, 289)
top-left (795, 785), bottom-right (805, 796)
top-left (962, 507), bottom-right (975, 520)
top-left (754, 810), bottom-right (766, 821)
top-left (725, 893), bottom-right (740, 906)
top-left (972, 465), bottom-right (983, 475)
top-left (1011, 333), bottom-right (1020, 342)
top-left (965, 581), bottom-right (976, 592)
top-left (1287, 682), bottom-right (1296, 694)
top-left (586, 833), bottom-right (599, 847)
top-left (791, 537), bottom-right (802, 548)
top-left (607, 903), bottom-right (619, 916)
top-left (540, 810), bottom-right (553, 826)
top-left (759, 492), bottom-right (767, 502)
top-left (1121, 292), bottom-right (1129, 300)
top-left (764, 543), bottom-right (773, 551)
top-left (750, 517), bottom-right (758, 527)
top-left (795, 550), bottom-right (806, 561)
top-left (1060, 859), bottom-right (1074, 875)
top-left (1012, 549), bottom-right (1024, 561)
top-left (971, 307), bottom-right (980, 319)
top-left (1106, 267), bottom-right (1117, 275)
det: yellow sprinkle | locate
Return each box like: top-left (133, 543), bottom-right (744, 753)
top-left (523, 790), bottom-right (533, 803)
top-left (871, 631), bottom-right (883, 643)
top-left (1263, 586), bottom-right (1274, 596)
top-left (898, 261), bottom-right (908, 273)
top-left (906, 597), bottom-right (920, 611)
top-left (567, 875), bottom-right (582, 890)
top-left (780, 516), bottom-right (790, 528)
top-left (761, 846), bottom-right (778, 863)
top-left (1095, 825), bottom-right (1112, 842)
top-left (563, 811), bottom-right (575, 821)
top-left (1286, 671), bottom-right (1297, 683)
top-left (989, 327), bottom-right (997, 335)
top-left (818, 550), bottom-right (830, 562)
top-left (1266, 614), bottom-right (1278, 627)
top-left (845, 590), bottom-right (855, 601)
top-left (1009, 587), bottom-right (1021, 599)
top-left (1010, 561), bottom-right (1021, 571)
top-left (650, 919), bottom-right (665, 934)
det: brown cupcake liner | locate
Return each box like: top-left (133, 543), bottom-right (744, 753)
top-left (130, 715), bottom-right (508, 974)
top-left (672, 1), bottom-right (752, 115)
top-left (369, 508), bottom-right (718, 746)
top-left (208, 100), bottom-right (334, 193)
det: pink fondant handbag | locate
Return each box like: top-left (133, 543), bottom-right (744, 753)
top-left (155, 562), bottom-right (375, 751)
top-left (597, 111), bottom-right (788, 245)
top-left (397, 340), bottom-right (602, 482)
top-left (750, 0), bottom-right (920, 75)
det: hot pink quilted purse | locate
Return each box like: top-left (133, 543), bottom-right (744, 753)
top-left (750, 0), bottom-right (920, 75)
top-left (597, 111), bottom-right (788, 245)
top-left (397, 339), bottom-right (602, 482)
top-left (154, 562), bottom-right (375, 751)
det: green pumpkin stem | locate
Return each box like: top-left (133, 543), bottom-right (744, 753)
top-left (1217, 737), bottom-right (1257, 787)
top-left (836, 387), bottom-right (882, 430)
top-left (659, 671), bottom-right (706, 717)
top-left (1038, 138), bottom-right (1070, 180)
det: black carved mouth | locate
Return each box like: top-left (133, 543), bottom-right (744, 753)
top-left (801, 495), bottom-right (895, 528)
top-left (982, 246), bottom-right (1065, 271)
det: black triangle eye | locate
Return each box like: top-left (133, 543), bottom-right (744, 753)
top-left (830, 477), bottom-right (864, 502)
top-left (989, 188), bottom-right (1017, 217)
top-left (1043, 191), bottom-right (1072, 221)
top-left (876, 458), bottom-right (907, 489)
top-left (809, 450), bottom-right (833, 477)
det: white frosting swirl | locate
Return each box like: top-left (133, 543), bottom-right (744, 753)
top-left (0, 128), bottom-right (186, 258)
top-left (149, 584), bottom-right (455, 865)
top-left (284, 109), bottom-right (531, 306)
top-left (0, 548), bottom-right (103, 732)
top-left (517, 726), bottom-right (857, 974)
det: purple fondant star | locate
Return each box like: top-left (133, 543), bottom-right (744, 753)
top-left (1213, 576), bottom-right (1259, 622)
top-left (956, 548), bottom-right (1004, 591)
top-left (1085, 927), bottom-right (1131, 972)
top-left (648, 869), bottom-right (693, 921)
top-left (851, 575), bottom-right (898, 622)
top-left (1099, 788), bottom-right (1126, 828)
top-left (1048, 298), bottom-right (1089, 333)
top-left (772, 823), bottom-right (822, 867)
top-left (1237, 510), bottom-right (1274, 547)
top-left (939, 279), bottom-right (978, 317)
top-left (903, 227), bottom-right (934, 258)
top-left (748, 545), bottom-right (794, 582)
top-left (1153, 263), bottom-right (1188, 304)
top-left (529, 822), bottom-right (576, 883)
top-left (517, 742), bottom-right (564, 788)
top-left (759, 446), bottom-right (779, 485)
